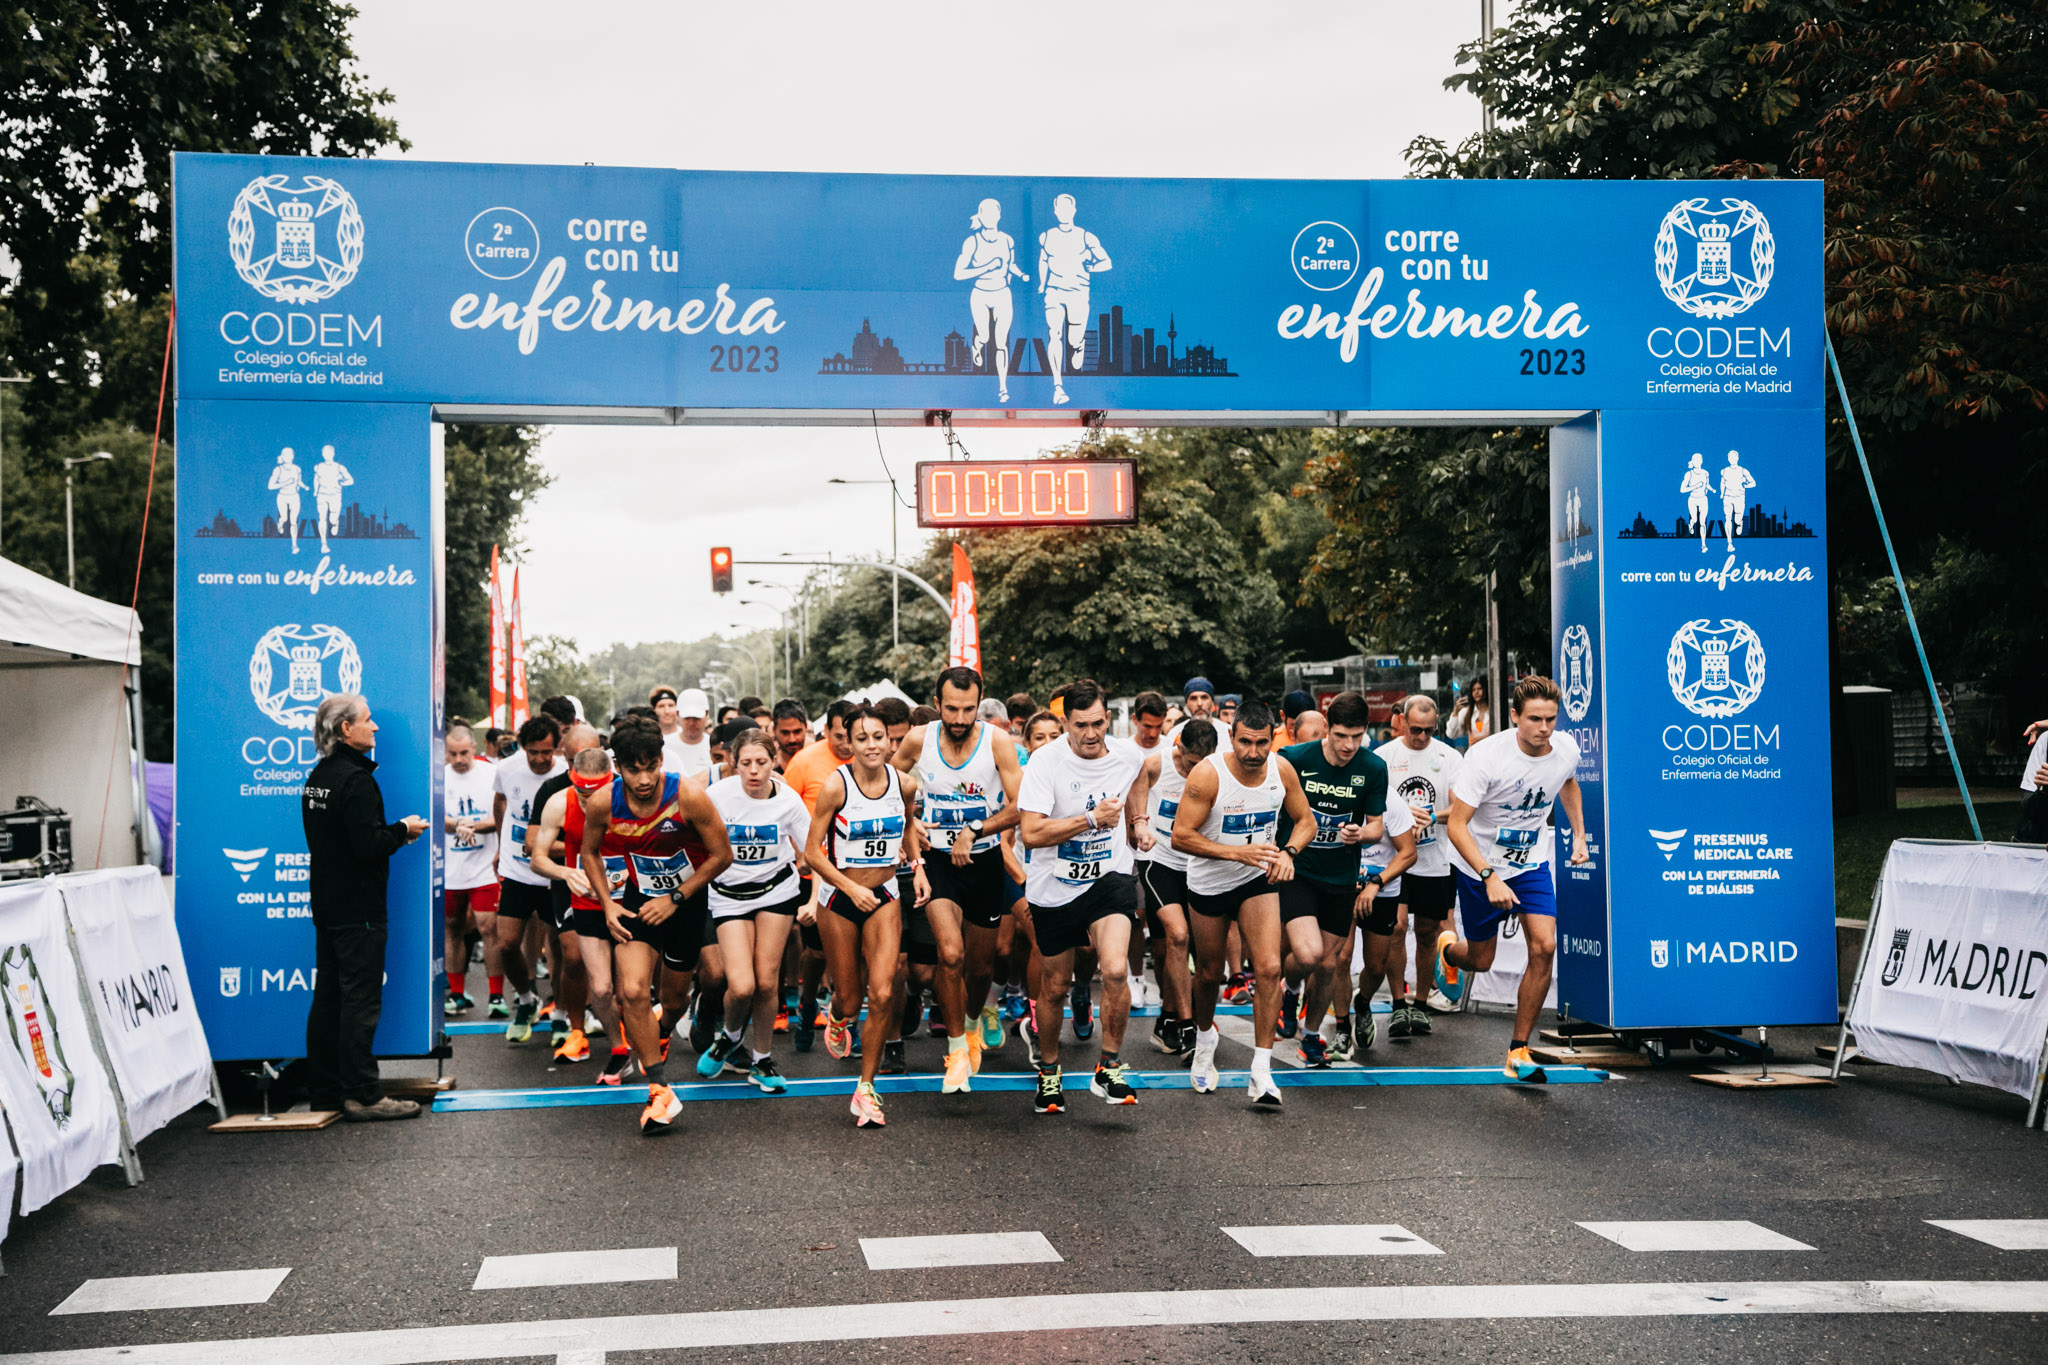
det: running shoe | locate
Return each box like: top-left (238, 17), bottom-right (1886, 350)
top-left (698, 1032), bottom-right (741, 1079)
top-left (1505, 1046), bottom-right (1548, 1083)
top-left (1405, 1005), bottom-right (1434, 1037)
top-left (597, 1049), bottom-right (634, 1085)
top-left (926, 997), bottom-right (944, 1038)
top-left (794, 1011), bottom-right (817, 1053)
top-left (639, 1082), bottom-right (681, 1134)
top-left (553, 1028), bottom-right (590, 1063)
top-left (1329, 1018), bottom-right (1355, 1062)
top-left (1190, 1032), bottom-right (1220, 1094)
top-left (851, 1081), bottom-right (886, 1127)
top-left (942, 1045), bottom-right (973, 1094)
top-left (688, 1001), bottom-right (716, 1055)
top-left (1033, 1068), bottom-right (1065, 1114)
top-left (1070, 984), bottom-right (1094, 1041)
top-left (1355, 1011), bottom-right (1377, 1051)
top-left (1425, 988), bottom-right (1457, 1014)
top-left (1389, 1003), bottom-right (1416, 1038)
top-left (488, 994), bottom-right (509, 1020)
top-left (965, 1029), bottom-right (985, 1076)
top-left (468, 935), bottom-right (485, 966)
top-left (1089, 1061), bottom-right (1136, 1105)
top-left (550, 1014), bottom-right (571, 1047)
top-left (880, 1040), bottom-right (906, 1075)
top-left (999, 986), bottom-right (1029, 1023)
top-left (584, 1010), bottom-right (605, 1035)
top-left (506, 995), bottom-right (536, 1044)
top-left (1432, 930), bottom-right (1465, 1005)
top-left (977, 1005), bottom-right (1006, 1051)
top-left (1223, 973), bottom-right (1254, 1005)
top-left (850, 1019), bottom-right (863, 1059)
top-left (1300, 1034), bottom-right (1330, 1068)
top-left (824, 1015), bottom-right (853, 1060)
top-left (1278, 987), bottom-right (1300, 1039)
top-left (1178, 1019), bottom-right (1196, 1055)
top-left (774, 1008), bottom-right (790, 1034)
top-left (1247, 1069), bottom-right (1284, 1106)
top-left (1150, 1014), bottom-right (1182, 1054)
top-left (747, 1056), bottom-right (787, 1094)
top-left (1020, 1011), bottom-right (1042, 1067)
top-left (445, 992), bottom-right (473, 1016)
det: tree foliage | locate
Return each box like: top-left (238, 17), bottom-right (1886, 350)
top-left (442, 424), bottom-right (550, 720)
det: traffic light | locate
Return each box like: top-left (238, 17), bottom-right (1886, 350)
top-left (710, 546), bottom-right (733, 594)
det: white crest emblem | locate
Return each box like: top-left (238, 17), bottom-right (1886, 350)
top-left (250, 624), bottom-right (362, 730)
top-left (1654, 198), bottom-right (1774, 319)
top-left (1559, 624), bottom-right (1594, 722)
top-left (227, 175), bottom-right (365, 305)
top-left (219, 967), bottom-right (242, 998)
top-left (1667, 618), bottom-right (1766, 719)
top-left (1650, 940), bottom-right (1670, 969)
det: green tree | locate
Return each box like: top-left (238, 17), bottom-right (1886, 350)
top-left (442, 424), bottom-right (550, 720)
top-left (520, 634), bottom-right (608, 723)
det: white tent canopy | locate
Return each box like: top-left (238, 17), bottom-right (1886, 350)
top-left (841, 678), bottom-right (914, 707)
top-left (0, 556), bottom-right (154, 871)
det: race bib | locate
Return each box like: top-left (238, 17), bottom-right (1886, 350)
top-left (924, 796), bottom-right (990, 829)
top-left (1310, 809), bottom-right (1349, 848)
top-left (837, 814), bottom-right (904, 868)
top-left (1493, 827), bottom-right (1540, 868)
top-left (726, 822), bottom-right (781, 865)
top-left (630, 848), bottom-right (694, 893)
top-left (506, 818), bottom-right (530, 864)
top-left (453, 830), bottom-right (479, 850)
top-left (1219, 810), bottom-right (1277, 847)
top-left (1151, 798), bottom-right (1179, 836)
top-left (1055, 830), bottom-right (1114, 885)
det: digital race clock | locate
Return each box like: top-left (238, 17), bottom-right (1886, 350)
top-left (913, 460), bottom-right (1139, 529)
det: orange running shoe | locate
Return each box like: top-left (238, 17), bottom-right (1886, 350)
top-left (553, 1028), bottom-right (590, 1063)
top-left (774, 1008), bottom-right (791, 1034)
top-left (824, 1015), bottom-right (853, 1060)
top-left (942, 1045), bottom-right (973, 1094)
top-left (1505, 1046), bottom-right (1548, 1083)
top-left (639, 1082), bottom-right (681, 1134)
top-left (965, 1029), bottom-right (984, 1076)
top-left (850, 1081), bottom-right (886, 1127)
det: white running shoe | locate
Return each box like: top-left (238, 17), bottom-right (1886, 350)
top-left (1190, 1033), bottom-right (1220, 1094)
top-left (1248, 1068), bottom-right (1283, 1106)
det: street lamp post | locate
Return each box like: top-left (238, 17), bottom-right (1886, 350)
top-left (828, 476), bottom-right (900, 647)
top-left (62, 450), bottom-right (114, 588)
top-left (718, 640), bottom-right (762, 698)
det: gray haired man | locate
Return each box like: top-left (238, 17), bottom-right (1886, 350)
top-left (301, 693), bottom-right (427, 1121)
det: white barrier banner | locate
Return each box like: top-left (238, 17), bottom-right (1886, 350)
top-left (62, 868), bottom-right (216, 1140)
top-left (1, 1140), bottom-right (17, 1252)
top-left (1848, 841), bottom-right (2048, 1098)
top-left (0, 881), bottom-right (121, 1213)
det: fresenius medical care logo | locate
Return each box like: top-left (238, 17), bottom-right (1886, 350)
top-left (1653, 198), bottom-right (1774, 320)
top-left (1667, 618), bottom-right (1766, 719)
top-left (228, 175), bottom-right (364, 305)
top-left (250, 624), bottom-right (362, 730)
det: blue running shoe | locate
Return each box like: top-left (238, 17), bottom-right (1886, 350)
top-left (1432, 929), bottom-right (1466, 1006)
top-left (748, 1056), bottom-right (787, 1093)
top-left (697, 1032), bottom-right (739, 1079)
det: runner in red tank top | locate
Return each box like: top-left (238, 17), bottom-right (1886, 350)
top-left (529, 743), bottom-right (619, 1071)
top-left (581, 718), bottom-right (731, 1135)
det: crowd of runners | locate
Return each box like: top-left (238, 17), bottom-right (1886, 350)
top-left (440, 668), bottom-right (1587, 1132)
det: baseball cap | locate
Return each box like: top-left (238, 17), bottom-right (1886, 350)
top-left (1282, 689), bottom-right (1315, 718)
top-left (677, 687), bottom-right (710, 719)
top-left (1183, 676), bottom-right (1215, 698)
top-left (1219, 693), bottom-right (1242, 707)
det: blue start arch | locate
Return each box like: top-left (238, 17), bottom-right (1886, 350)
top-left (171, 154), bottom-right (1831, 1057)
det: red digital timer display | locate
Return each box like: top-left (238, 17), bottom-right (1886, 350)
top-left (914, 460), bottom-right (1139, 529)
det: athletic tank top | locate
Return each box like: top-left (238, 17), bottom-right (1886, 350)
top-left (964, 230), bottom-right (1014, 291)
top-left (562, 772), bottom-right (612, 910)
top-left (706, 774), bottom-right (809, 912)
top-left (914, 721), bottom-right (1003, 855)
top-left (1147, 758), bottom-right (1192, 873)
top-left (1185, 752), bottom-right (1284, 897)
top-left (829, 764), bottom-right (907, 871)
top-left (600, 772), bottom-right (709, 901)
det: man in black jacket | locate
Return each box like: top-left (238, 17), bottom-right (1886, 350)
top-left (303, 692), bottom-right (428, 1121)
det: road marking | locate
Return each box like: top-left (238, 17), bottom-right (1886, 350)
top-left (472, 1248), bottom-right (677, 1290)
top-left (1579, 1221), bottom-right (1814, 1252)
top-left (859, 1232), bottom-right (1062, 1270)
top-left (433, 1064), bottom-right (1604, 1111)
top-left (1927, 1220), bottom-right (2048, 1251)
top-left (1223, 1224), bottom-right (1444, 1257)
top-left (11, 1280), bottom-right (2048, 1362)
top-left (1214, 1016), bottom-right (1299, 1066)
top-left (48, 1269), bottom-right (292, 1315)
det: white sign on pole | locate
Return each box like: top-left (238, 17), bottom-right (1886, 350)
top-left (0, 881), bottom-right (121, 1213)
top-left (1847, 841), bottom-right (2048, 1100)
top-left (62, 868), bottom-right (217, 1140)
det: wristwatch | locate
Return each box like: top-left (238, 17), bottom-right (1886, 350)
top-left (1363, 871), bottom-right (1384, 889)
top-left (1478, 866), bottom-right (1496, 882)
top-left (966, 819), bottom-right (986, 834)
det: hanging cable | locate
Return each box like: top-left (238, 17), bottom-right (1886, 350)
top-left (1826, 333), bottom-right (1982, 841)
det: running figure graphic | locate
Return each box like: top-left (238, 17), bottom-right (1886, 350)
top-left (1037, 194), bottom-right (1111, 407)
top-left (1680, 452), bottom-right (1711, 551)
top-left (954, 199), bottom-right (1029, 404)
top-left (1717, 449), bottom-right (1755, 552)
top-left (311, 443), bottom-right (354, 554)
top-left (269, 447), bottom-right (308, 553)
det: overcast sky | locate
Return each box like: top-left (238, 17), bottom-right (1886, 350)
top-left (346, 2), bottom-right (1497, 652)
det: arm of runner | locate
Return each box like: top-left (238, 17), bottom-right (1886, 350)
top-left (902, 770), bottom-right (931, 906)
top-left (1446, 796), bottom-right (1518, 909)
top-left (982, 729), bottom-right (1024, 836)
top-left (1378, 800), bottom-right (1419, 884)
top-left (1267, 758), bottom-right (1315, 884)
top-left (803, 772), bottom-right (876, 914)
top-left (1558, 776), bottom-right (1590, 866)
top-left (1000, 827), bottom-right (1025, 884)
top-left (889, 725), bottom-right (924, 774)
top-left (1086, 231), bottom-right (1111, 273)
top-left (528, 790), bottom-right (577, 891)
top-left (1017, 756), bottom-right (1093, 849)
top-left (1132, 750), bottom-right (1161, 853)
top-left (1170, 761), bottom-right (1259, 867)
top-left (578, 787), bottom-right (633, 945)
top-left (673, 780), bottom-right (734, 904)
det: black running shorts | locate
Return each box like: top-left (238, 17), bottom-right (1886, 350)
top-left (1401, 871), bottom-right (1456, 920)
top-left (923, 846), bottom-right (1008, 930)
top-left (1187, 872), bottom-right (1276, 921)
top-left (496, 878), bottom-right (553, 922)
top-left (1029, 873), bottom-right (1136, 958)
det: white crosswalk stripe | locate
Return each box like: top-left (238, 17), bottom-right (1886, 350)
top-left (860, 1232), bottom-right (1062, 1270)
top-left (1926, 1220), bottom-right (2048, 1251)
top-left (1223, 1224), bottom-right (1443, 1257)
top-left (1578, 1221), bottom-right (1814, 1252)
top-left (48, 1269), bottom-right (292, 1316)
top-left (471, 1248), bottom-right (677, 1290)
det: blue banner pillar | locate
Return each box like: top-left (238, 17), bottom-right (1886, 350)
top-left (1552, 408), bottom-right (1837, 1029)
top-left (176, 399), bottom-right (444, 1061)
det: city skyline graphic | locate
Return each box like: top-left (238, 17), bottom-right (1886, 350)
top-left (195, 503), bottom-right (417, 541)
top-left (1615, 504), bottom-right (1813, 542)
top-left (820, 305), bottom-right (1236, 379)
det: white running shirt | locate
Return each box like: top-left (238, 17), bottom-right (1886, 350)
top-left (1374, 737), bottom-right (1465, 879)
top-left (663, 731), bottom-right (712, 779)
top-left (494, 756), bottom-right (566, 886)
top-left (1446, 730), bottom-right (1581, 877)
top-left (705, 774), bottom-right (810, 917)
top-left (443, 761), bottom-right (498, 891)
top-left (1184, 752), bottom-right (1285, 898)
top-left (1359, 792), bottom-right (1419, 896)
top-left (1146, 756), bottom-right (1193, 873)
top-left (1018, 735), bottom-right (1146, 908)
top-left (914, 721), bottom-right (1005, 855)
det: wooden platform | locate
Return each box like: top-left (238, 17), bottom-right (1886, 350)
top-left (1539, 1029), bottom-right (1623, 1047)
top-left (209, 1110), bottom-right (340, 1133)
top-left (1527, 1048), bottom-right (1648, 1069)
top-left (1690, 1071), bottom-right (1836, 1090)
top-left (384, 1076), bottom-right (458, 1100)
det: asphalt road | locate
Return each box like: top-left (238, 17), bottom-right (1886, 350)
top-left (3, 998), bottom-right (2046, 1363)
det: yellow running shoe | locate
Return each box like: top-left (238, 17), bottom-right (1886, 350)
top-left (943, 1045), bottom-right (973, 1094)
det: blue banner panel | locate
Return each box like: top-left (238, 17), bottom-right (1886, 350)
top-left (172, 156), bottom-right (1821, 416)
top-left (176, 400), bottom-right (441, 1061)
top-left (1549, 415), bottom-right (1611, 1024)
top-left (1596, 407), bottom-right (1836, 1027)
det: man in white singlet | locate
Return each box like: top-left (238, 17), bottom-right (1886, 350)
top-left (1719, 448), bottom-right (1755, 551)
top-left (1037, 193), bottom-right (1111, 407)
top-left (311, 443), bottom-right (353, 553)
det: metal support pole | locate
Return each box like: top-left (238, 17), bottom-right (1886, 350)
top-left (65, 469), bottom-right (76, 588)
top-left (1830, 861), bottom-right (1887, 1080)
top-left (1485, 570), bottom-right (1503, 734)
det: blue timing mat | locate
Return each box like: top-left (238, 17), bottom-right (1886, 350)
top-left (442, 1000), bottom-right (1392, 1035)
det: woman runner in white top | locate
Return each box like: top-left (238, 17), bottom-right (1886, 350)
top-left (953, 198), bottom-right (1029, 404)
top-left (696, 729), bottom-right (812, 1092)
top-left (803, 706), bottom-right (927, 1127)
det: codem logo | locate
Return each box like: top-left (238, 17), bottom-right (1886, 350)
top-left (228, 175), bottom-right (364, 305)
